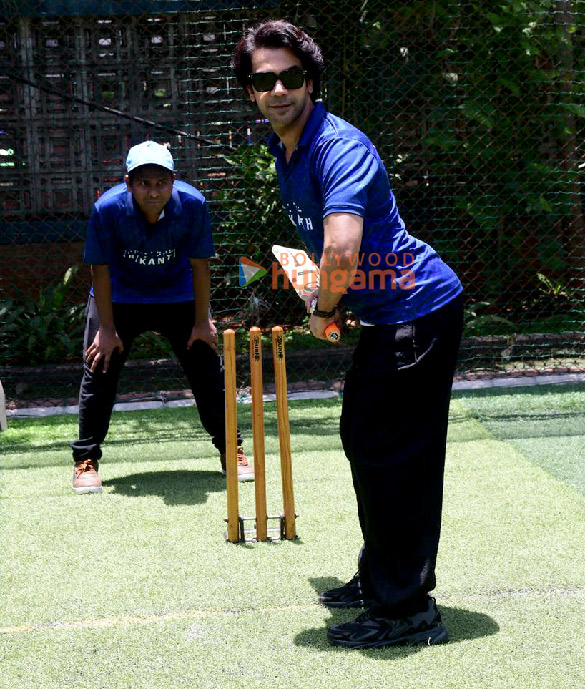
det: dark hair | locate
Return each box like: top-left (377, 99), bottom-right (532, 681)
top-left (232, 20), bottom-right (323, 102)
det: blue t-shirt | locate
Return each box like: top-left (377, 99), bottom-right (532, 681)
top-left (268, 102), bottom-right (462, 324)
top-left (84, 180), bottom-right (214, 303)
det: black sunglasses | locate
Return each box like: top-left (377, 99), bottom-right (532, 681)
top-left (248, 66), bottom-right (307, 92)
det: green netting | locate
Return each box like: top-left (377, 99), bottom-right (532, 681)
top-left (0, 0), bottom-right (584, 404)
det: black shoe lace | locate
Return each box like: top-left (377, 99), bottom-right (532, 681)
top-left (354, 609), bottom-right (375, 624)
top-left (346, 572), bottom-right (361, 591)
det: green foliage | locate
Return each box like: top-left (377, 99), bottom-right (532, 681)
top-left (128, 331), bottom-right (174, 360)
top-left (216, 144), bottom-right (301, 327)
top-left (424, 0), bottom-right (584, 316)
top-left (521, 271), bottom-right (577, 329)
top-left (437, 0), bottom-right (573, 219)
top-left (0, 267), bottom-right (84, 365)
top-left (219, 144), bottom-right (284, 231)
top-left (464, 300), bottom-right (516, 335)
top-left (536, 272), bottom-right (571, 300)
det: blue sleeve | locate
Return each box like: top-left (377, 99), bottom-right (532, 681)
top-left (83, 205), bottom-right (113, 265)
top-left (314, 138), bottom-right (379, 217)
top-left (187, 198), bottom-right (215, 259)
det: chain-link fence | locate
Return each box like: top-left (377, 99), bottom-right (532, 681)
top-left (1, 0), bottom-right (584, 406)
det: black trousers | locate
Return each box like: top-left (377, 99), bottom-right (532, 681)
top-left (72, 297), bottom-right (237, 462)
top-left (340, 295), bottom-right (463, 617)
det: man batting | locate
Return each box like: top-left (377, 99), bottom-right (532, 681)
top-left (233, 20), bottom-right (463, 649)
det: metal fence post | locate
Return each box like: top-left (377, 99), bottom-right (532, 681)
top-left (0, 379), bottom-right (7, 431)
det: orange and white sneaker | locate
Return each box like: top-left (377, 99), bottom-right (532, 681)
top-left (72, 459), bottom-right (102, 494)
top-left (220, 446), bottom-right (255, 482)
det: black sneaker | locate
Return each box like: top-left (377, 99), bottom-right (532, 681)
top-left (327, 597), bottom-right (448, 649)
top-left (318, 572), bottom-right (372, 609)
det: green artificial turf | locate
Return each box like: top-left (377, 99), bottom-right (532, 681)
top-left (454, 383), bottom-right (585, 495)
top-left (1, 392), bottom-right (584, 689)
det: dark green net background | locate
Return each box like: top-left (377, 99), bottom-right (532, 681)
top-left (1, 0), bottom-right (584, 403)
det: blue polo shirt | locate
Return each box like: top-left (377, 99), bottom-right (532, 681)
top-left (268, 102), bottom-right (462, 324)
top-left (84, 180), bottom-right (214, 303)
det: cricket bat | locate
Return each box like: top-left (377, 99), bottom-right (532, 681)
top-left (271, 245), bottom-right (341, 342)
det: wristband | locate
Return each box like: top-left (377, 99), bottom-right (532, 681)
top-left (311, 305), bottom-right (337, 318)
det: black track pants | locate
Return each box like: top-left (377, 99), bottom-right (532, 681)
top-left (340, 295), bottom-right (464, 617)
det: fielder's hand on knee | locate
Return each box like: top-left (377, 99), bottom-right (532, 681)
top-left (85, 328), bottom-right (124, 373)
top-left (187, 319), bottom-right (218, 353)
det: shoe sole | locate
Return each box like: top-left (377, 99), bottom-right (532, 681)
top-left (328, 624), bottom-right (449, 649)
top-left (220, 470), bottom-right (255, 482)
top-left (72, 485), bottom-right (102, 494)
top-left (319, 597), bottom-right (370, 609)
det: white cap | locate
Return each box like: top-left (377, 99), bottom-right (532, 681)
top-left (126, 141), bottom-right (174, 173)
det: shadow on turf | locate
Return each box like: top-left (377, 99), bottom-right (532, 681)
top-left (102, 470), bottom-right (225, 505)
top-left (295, 577), bottom-right (499, 655)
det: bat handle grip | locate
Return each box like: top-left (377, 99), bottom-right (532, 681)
top-left (324, 323), bottom-right (341, 342)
